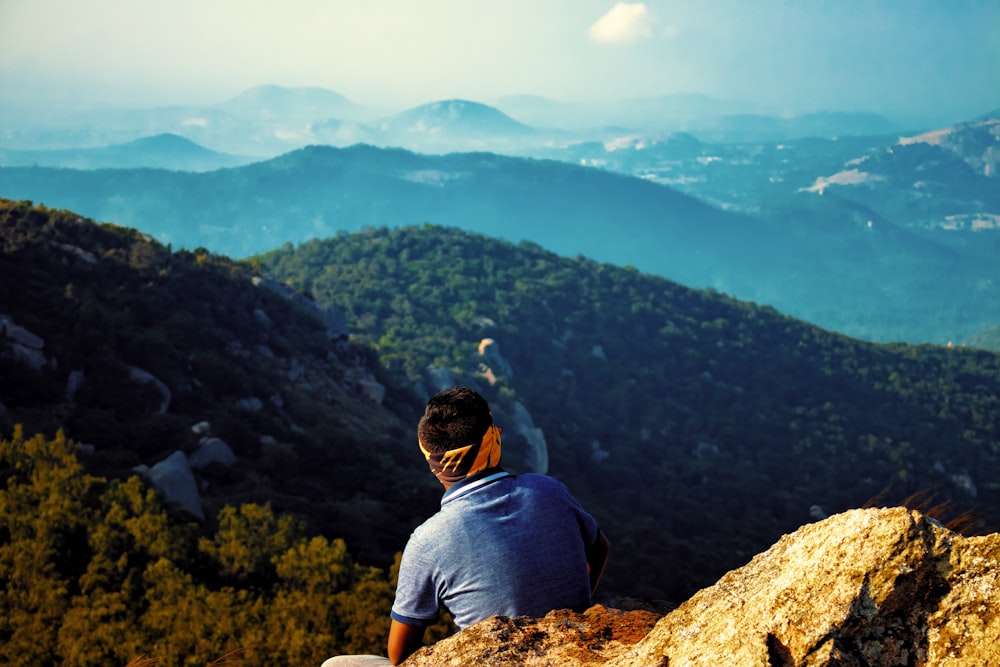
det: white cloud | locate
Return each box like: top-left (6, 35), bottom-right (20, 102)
top-left (589, 3), bottom-right (653, 44)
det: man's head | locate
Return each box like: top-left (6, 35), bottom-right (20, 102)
top-left (418, 386), bottom-right (501, 485)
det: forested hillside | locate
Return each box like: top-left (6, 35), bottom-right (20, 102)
top-left (259, 224), bottom-right (1000, 598)
top-left (0, 199), bottom-right (452, 665)
top-left (2, 199), bottom-right (999, 664)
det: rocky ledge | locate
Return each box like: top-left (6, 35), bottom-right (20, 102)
top-left (404, 507), bottom-right (998, 666)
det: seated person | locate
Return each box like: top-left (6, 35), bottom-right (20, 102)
top-left (323, 386), bottom-right (610, 666)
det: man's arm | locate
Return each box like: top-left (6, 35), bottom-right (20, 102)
top-left (387, 619), bottom-right (426, 665)
top-left (586, 528), bottom-right (611, 595)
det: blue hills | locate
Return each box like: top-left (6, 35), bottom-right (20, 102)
top-left (0, 133), bottom-right (251, 171)
top-left (2, 141), bottom-right (998, 345)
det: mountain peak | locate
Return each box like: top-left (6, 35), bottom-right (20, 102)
top-left (381, 99), bottom-right (534, 137)
top-left (122, 132), bottom-right (210, 151)
top-left (220, 84), bottom-right (353, 107)
top-left (216, 84), bottom-right (366, 123)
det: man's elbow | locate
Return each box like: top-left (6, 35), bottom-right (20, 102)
top-left (587, 529), bottom-right (611, 594)
top-left (387, 619), bottom-right (426, 665)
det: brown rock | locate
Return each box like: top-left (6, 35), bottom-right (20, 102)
top-left (403, 605), bottom-right (662, 666)
top-left (608, 507), bottom-right (999, 666)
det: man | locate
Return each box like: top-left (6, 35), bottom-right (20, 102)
top-left (324, 387), bottom-right (610, 666)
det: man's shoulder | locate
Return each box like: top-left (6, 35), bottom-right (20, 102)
top-left (512, 473), bottom-right (569, 493)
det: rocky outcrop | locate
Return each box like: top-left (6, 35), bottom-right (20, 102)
top-left (0, 314), bottom-right (49, 371)
top-left (56, 242), bottom-right (98, 265)
top-left (345, 366), bottom-right (386, 404)
top-left (127, 365), bottom-right (171, 415)
top-left (251, 275), bottom-right (348, 342)
top-left (478, 337), bottom-right (513, 381)
top-left (189, 437), bottom-right (237, 471)
top-left (405, 606), bottom-right (662, 667)
top-left (145, 450), bottom-right (204, 520)
top-left (508, 401), bottom-right (548, 474)
top-left (419, 365), bottom-right (460, 400)
top-left (403, 508), bottom-right (999, 666)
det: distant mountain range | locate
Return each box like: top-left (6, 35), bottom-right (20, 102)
top-left (0, 144), bottom-right (758, 281)
top-left (1, 85), bottom-right (997, 345)
top-left (2, 132), bottom-right (998, 345)
top-left (312, 99), bottom-right (550, 154)
top-left (801, 118), bottom-right (1000, 243)
top-left (1, 84), bottom-right (920, 158)
top-left (0, 133), bottom-right (253, 171)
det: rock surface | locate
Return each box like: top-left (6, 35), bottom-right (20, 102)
top-left (403, 508), bottom-right (999, 666)
top-left (146, 450), bottom-right (204, 520)
top-left (507, 401), bottom-right (549, 475)
top-left (404, 606), bottom-right (662, 667)
top-left (0, 313), bottom-right (49, 370)
top-left (127, 365), bottom-right (172, 415)
top-left (189, 437), bottom-right (237, 471)
top-left (478, 337), bottom-right (513, 379)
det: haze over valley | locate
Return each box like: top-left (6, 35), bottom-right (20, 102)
top-left (2, 86), bottom-right (998, 346)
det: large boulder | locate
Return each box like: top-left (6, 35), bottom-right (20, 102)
top-left (610, 506), bottom-right (1000, 666)
top-left (0, 314), bottom-right (49, 370)
top-left (146, 450), bottom-right (204, 520)
top-left (0, 313), bottom-right (44, 349)
top-left (189, 437), bottom-right (237, 471)
top-left (402, 508), bottom-right (998, 666)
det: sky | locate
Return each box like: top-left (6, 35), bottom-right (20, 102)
top-left (1, 0), bottom-right (998, 124)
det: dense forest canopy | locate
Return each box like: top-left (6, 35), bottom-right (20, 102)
top-left (258, 224), bottom-right (1000, 596)
top-left (2, 199), bottom-right (999, 664)
top-left (0, 427), bottom-right (412, 666)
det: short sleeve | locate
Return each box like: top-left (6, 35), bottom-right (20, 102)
top-left (390, 533), bottom-right (441, 627)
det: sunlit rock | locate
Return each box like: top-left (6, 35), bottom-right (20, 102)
top-left (478, 337), bottom-right (513, 379)
top-left (405, 606), bottom-right (661, 667)
top-left (607, 507), bottom-right (1000, 666)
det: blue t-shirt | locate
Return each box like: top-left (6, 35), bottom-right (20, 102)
top-left (391, 471), bottom-right (599, 629)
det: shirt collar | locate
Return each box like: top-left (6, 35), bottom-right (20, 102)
top-left (441, 468), bottom-right (510, 505)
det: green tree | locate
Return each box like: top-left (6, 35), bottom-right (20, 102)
top-left (0, 427), bottom-right (100, 666)
top-left (198, 503), bottom-right (302, 586)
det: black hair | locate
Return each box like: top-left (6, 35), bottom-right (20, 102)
top-left (417, 386), bottom-right (493, 453)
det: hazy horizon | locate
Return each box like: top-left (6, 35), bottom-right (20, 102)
top-left (2, 0), bottom-right (999, 127)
